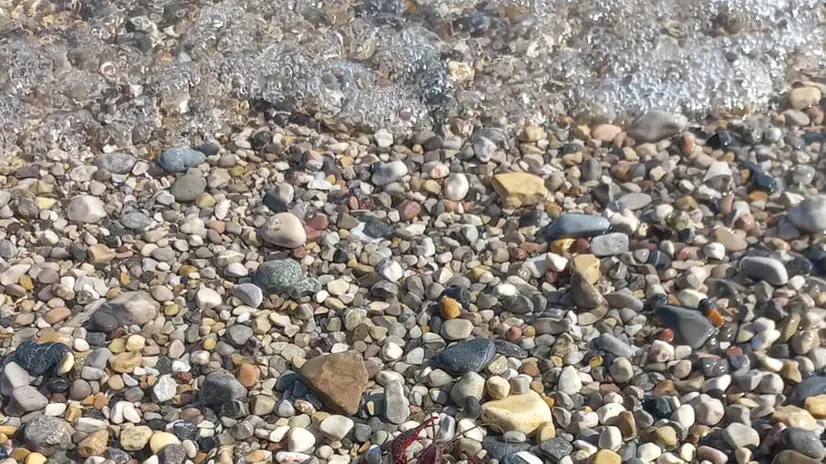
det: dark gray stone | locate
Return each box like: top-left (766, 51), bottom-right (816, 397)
top-left (24, 416), bottom-right (73, 456)
top-left (494, 339), bottom-right (528, 359)
top-left (120, 211), bottom-right (153, 231)
top-left (793, 376), bottom-right (826, 405)
top-left (14, 340), bottom-right (70, 376)
top-left (597, 333), bottom-right (634, 357)
top-left (655, 305), bottom-right (714, 349)
top-left (539, 438), bottom-right (574, 462)
top-left (545, 214), bottom-right (611, 240)
top-left (434, 339), bottom-right (496, 375)
top-left (781, 428), bottom-right (826, 460)
top-left (201, 371), bottom-right (248, 407)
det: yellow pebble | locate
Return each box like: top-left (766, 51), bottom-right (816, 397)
top-left (202, 337), bottom-right (217, 351)
top-left (440, 297), bottom-right (461, 320)
top-left (27, 452), bottom-right (47, 464)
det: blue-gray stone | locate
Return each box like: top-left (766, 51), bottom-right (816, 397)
top-left (545, 214), bottom-right (611, 240)
top-left (201, 371), bottom-right (247, 407)
top-left (597, 333), bottom-right (634, 357)
top-left (494, 339), bottom-right (528, 359)
top-left (158, 147), bottom-right (206, 173)
top-left (483, 436), bottom-right (532, 461)
top-left (655, 305), bottom-right (714, 349)
top-left (94, 152), bottom-right (136, 174)
top-left (793, 376), bottom-right (826, 405)
top-left (120, 211), bottom-right (153, 231)
top-left (253, 259), bottom-right (320, 298)
top-left (14, 340), bottom-right (71, 376)
top-left (434, 339), bottom-right (496, 375)
top-left (781, 428), bottom-right (826, 459)
top-left (539, 438), bottom-right (573, 462)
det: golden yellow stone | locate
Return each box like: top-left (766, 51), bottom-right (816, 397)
top-left (440, 297), bottom-right (461, 320)
top-left (551, 239), bottom-right (575, 255)
top-left (26, 452), bottom-right (47, 464)
top-left (19, 275), bottom-right (34, 290)
top-left (109, 338), bottom-right (126, 353)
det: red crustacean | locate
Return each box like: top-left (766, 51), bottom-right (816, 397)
top-left (391, 415), bottom-right (438, 464)
top-left (389, 414), bottom-right (492, 464)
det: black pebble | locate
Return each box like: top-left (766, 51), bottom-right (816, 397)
top-left (803, 246), bottom-right (826, 275)
top-left (648, 250), bottom-right (672, 271)
top-left (643, 397), bottom-right (673, 419)
top-left (444, 285), bottom-right (470, 307)
top-left (14, 340), bottom-right (70, 376)
top-left (46, 377), bottom-right (70, 394)
top-left (752, 172), bottom-right (778, 193)
top-left (707, 130), bottom-right (732, 149)
top-left (262, 191), bottom-right (289, 213)
top-left (172, 421), bottom-right (199, 441)
top-left (465, 396), bottom-right (482, 419)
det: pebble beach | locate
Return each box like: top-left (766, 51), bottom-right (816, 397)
top-left (2, 1), bottom-right (826, 464)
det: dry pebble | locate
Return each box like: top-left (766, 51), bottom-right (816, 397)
top-left (0, 102), bottom-right (825, 464)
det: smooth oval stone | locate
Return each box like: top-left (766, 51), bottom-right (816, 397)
top-left (158, 147), bottom-right (206, 173)
top-left (655, 305), bottom-right (714, 349)
top-left (597, 333), bottom-right (634, 357)
top-left (780, 428), bottom-right (826, 460)
top-left (772, 449), bottom-right (822, 464)
top-left (590, 232), bottom-right (630, 256)
top-left (610, 193), bottom-right (652, 211)
top-left (793, 376), bottom-right (826, 405)
top-left (545, 214), bottom-right (611, 240)
top-left (739, 256), bottom-right (789, 286)
top-left (788, 195), bottom-right (826, 233)
top-left (434, 339), bottom-right (496, 375)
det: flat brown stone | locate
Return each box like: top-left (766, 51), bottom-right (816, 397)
top-left (299, 351), bottom-right (368, 416)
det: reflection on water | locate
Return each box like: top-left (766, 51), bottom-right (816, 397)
top-left (0, 0), bottom-right (823, 156)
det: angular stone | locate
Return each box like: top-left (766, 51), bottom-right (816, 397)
top-left (66, 195), bottom-right (107, 223)
top-left (434, 339), bottom-right (496, 375)
top-left (655, 305), bottom-right (714, 349)
top-left (627, 110), bottom-right (687, 142)
top-left (481, 390), bottom-right (553, 434)
top-left (788, 195), bottom-right (826, 233)
top-left (104, 291), bottom-right (160, 326)
top-left (201, 371), bottom-right (248, 407)
top-left (571, 272), bottom-right (603, 310)
top-left (24, 416), bottom-right (72, 456)
top-left (94, 152), bottom-right (136, 174)
top-left (491, 173), bottom-right (549, 208)
top-left (299, 351), bottom-right (368, 415)
top-left (120, 425), bottom-right (153, 451)
top-left (170, 173), bottom-right (206, 202)
top-left (13, 341), bottom-right (70, 376)
top-left (253, 259), bottom-right (320, 298)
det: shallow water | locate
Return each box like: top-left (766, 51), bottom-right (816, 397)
top-left (0, 0), bottom-right (823, 156)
